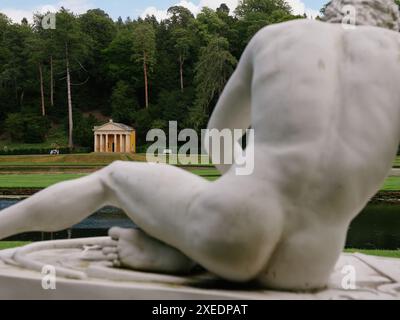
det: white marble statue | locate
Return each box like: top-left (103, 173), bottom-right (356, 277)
top-left (1, 0), bottom-right (400, 292)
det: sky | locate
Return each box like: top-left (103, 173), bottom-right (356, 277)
top-left (0, 0), bottom-right (327, 24)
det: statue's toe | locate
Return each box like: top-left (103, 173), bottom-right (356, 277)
top-left (102, 246), bottom-right (117, 255)
top-left (108, 226), bottom-right (126, 240)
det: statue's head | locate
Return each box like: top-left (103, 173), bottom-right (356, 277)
top-left (322, 0), bottom-right (400, 31)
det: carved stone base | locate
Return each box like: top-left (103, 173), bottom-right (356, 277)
top-left (0, 237), bottom-right (399, 300)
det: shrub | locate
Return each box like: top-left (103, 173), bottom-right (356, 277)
top-left (4, 113), bottom-right (51, 143)
top-left (73, 113), bottom-right (100, 148)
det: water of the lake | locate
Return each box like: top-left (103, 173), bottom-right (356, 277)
top-left (0, 199), bottom-right (399, 249)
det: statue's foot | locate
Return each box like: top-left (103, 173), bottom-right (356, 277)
top-left (102, 227), bottom-right (196, 274)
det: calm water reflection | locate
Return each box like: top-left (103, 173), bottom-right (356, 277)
top-left (347, 204), bottom-right (400, 249)
top-left (1, 199), bottom-right (399, 249)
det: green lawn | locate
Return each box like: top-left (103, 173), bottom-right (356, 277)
top-left (197, 169), bottom-right (400, 186)
top-left (0, 154), bottom-right (398, 187)
top-left (0, 154), bottom-right (397, 170)
top-left (0, 174), bottom-right (86, 188)
top-left (394, 156), bottom-right (400, 168)
top-left (345, 249), bottom-right (400, 259)
top-left (0, 153), bottom-right (143, 165)
top-left (189, 169), bottom-right (220, 176)
top-left (0, 170), bottom-right (219, 188)
top-left (382, 177), bottom-right (400, 191)
top-left (0, 242), bottom-right (31, 250)
top-left (0, 172), bottom-right (398, 188)
top-left (0, 155), bottom-right (216, 168)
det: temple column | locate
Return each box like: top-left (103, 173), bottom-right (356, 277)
top-left (127, 134), bottom-right (129, 152)
top-left (105, 134), bottom-right (109, 153)
top-left (100, 134), bottom-right (104, 152)
top-left (119, 134), bottom-right (124, 153)
top-left (114, 134), bottom-right (117, 153)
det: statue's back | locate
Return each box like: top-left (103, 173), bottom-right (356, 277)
top-left (250, 20), bottom-right (400, 219)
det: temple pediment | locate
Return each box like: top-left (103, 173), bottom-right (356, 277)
top-left (93, 120), bottom-right (134, 132)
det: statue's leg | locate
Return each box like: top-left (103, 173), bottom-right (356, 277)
top-left (0, 160), bottom-right (207, 241)
top-left (0, 169), bottom-right (112, 239)
top-left (101, 161), bottom-right (282, 282)
top-left (0, 160), bottom-right (279, 281)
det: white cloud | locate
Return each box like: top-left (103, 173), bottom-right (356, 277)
top-left (0, 8), bottom-right (34, 23)
top-left (286, 0), bottom-right (320, 18)
top-left (177, 0), bottom-right (201, 14)
top-left (140, 0), bottom-right (320, 21)
top-left (0, 0), bottom-right (94, 24)
top-left (57, 0), bottom-right (94, 14)
top-left (141, 0), bottom-right (202, 21)
top-left (198, 0), bottom-right (239, 12)
top-left (141, 6), bottom-right (171, 21)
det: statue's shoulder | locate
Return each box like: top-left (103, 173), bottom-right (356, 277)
top-left (246, 20), bottom-right (330, 56)
top-left (251, 20), bottom-right (400, 51)
top-left (250, 20), bottom-right (328, 46)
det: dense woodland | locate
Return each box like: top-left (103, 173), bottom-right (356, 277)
top-left (0, 0), bottom-right (311, 151)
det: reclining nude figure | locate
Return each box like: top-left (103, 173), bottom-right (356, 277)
top-left (1, 0), bottom-right (400, 291)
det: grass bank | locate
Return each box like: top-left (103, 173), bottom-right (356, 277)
top-left (394, 156), bottom-right (400, 168)
top-left (0, 241), bottom-right (31, 250)
top-left (0, 173), bottom-right (398, 189)
top-left (0, 174), bottom-right (87, 188)
top-left (0, 153), bottom-right (214, 166)
top-left (382, 177), bottom-right (400, 191)
top-left (0, 153), bottom-right (143, 166)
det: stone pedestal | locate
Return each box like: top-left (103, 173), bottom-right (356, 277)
top-left (0, 238), bottom-right (399, 300)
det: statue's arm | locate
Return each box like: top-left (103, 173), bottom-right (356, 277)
top-left (206, 41), bottom-right (254, 173)
top-left (207, 44), bottom-right (253, 133)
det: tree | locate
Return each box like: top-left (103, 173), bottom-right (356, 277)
top-left (80, 9), bottom-right (116, 51)
top-left (217, 3), bottom-right (231, 15)
top-left (32, 12), bottom-right (56, 109)
top-left (52, 8), bottom-right (92, 149)
top-left (234, 0), bottom-right (299, 48)
top-left (235, 0), bottom-right (292, 16)
top-left (167, 7), bottom-right (196, 92)
top-left (103, 29), bottom-right (137, 82)
top-left (173, 28), bottom-right (193, 92)
top-left (111, 81), bottom-right (139, 124)
top-left (132, 22), bottom-right (156, 108)
top-left (195, 7), bottom-right (228, 44)
top-left (79, 9), bottom-right (117, 111)
top-left (191, 36), bottom-right (237, 129)
top-left (167, 6), bottom-right (194, 25)
top-left (0, 22), bottom-right (32, 109)
top-left (26, 29), bottom-right (48, 116)
top-left (156, 88), bottom-right (194, 127)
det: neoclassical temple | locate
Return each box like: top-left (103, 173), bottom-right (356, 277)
top-left (93, 120), bottom-right (136, 153)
